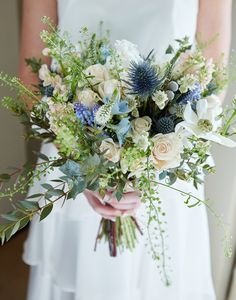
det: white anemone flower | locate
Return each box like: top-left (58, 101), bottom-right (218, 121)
top-left (177, 95), bottom-right (236, 147)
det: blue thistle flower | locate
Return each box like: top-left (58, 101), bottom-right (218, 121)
top-left (44, 85), bottom-right (54, 97)
top-left (128, 61), bottom-right (160, 97)
top-left (154, 117), bottom-right (175, 134)
top-left (74, 103), bottom-right (99, 126)
top-left (177, 83), bottom-right (201, 104)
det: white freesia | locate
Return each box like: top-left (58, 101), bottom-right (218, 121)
top-left (99, 138), bottom-right (121, 163)
top-left (114, 40), bottom-right (141, 69)
top-left (131, 116), bottom-right (152, 136)
top-left (77, 89), bottom-right (99, 108)
top-left (151, 133), bottom-right (183, 170)
top-left (98, 79), bottom-right (120, 99)
top-left (176, 95), bottom-right (236, 147)
top-left (84, 64), bottom-right (109, 85)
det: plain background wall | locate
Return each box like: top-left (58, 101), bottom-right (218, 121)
top-left (0, 1), bottom-right (25, 213)
top-left (0, 1), bottom-right (236, 299)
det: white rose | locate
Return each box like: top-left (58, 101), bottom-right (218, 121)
top-left (98, 79), bottom-right (120, 99)
top-left (131, 116), bottom-right (152, 136)
top-left (114, 40), bottom-right (141, 69)
top-left (151, 133), bottom-right (183, 170)
top-left (77, 89), bottom-right (100, 108)
top-left (84, 64), bottom-right (109, 85)
top-left (100, 138), bottom-right (121, 163)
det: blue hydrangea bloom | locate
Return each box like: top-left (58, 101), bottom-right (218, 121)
top-left (128, 61), bottom-right (160, 97)
top-left (74, 103), bottom-right (99, 126)
top-left (177, 83), bottom-right (201, 104)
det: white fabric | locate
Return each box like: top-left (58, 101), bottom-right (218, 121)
top-left (23, 1), bottom-right (216, 299)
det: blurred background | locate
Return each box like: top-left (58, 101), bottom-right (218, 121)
top-left (0, 1), bottom-right (236, 299)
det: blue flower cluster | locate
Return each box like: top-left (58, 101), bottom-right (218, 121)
top-left (74, 103), bottom-right (99, 126)
top-left (177, 83), bottom-right (201, 104)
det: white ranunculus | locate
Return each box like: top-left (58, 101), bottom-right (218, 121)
top-left (114, 40), bottom-right (141, 69)
top-left (99, 138), bottom-right (121, 163)
top-left (151, 133), bottom-right (183, 170)
top-left (131, 116), bottom-right (152, 136)
top-left (84, 64), bottom-right (109, 85)
top-left (176, 95), bottom-right (236, 147)
top-left (77, 89), bottom-right (99, 107)
top-left (98, 79), bottom-right (120, 99)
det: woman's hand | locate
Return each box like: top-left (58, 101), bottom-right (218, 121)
top-left (84, 190), bottom-right (141, 221)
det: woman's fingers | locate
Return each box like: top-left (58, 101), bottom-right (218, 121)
top-left (84, 190), bottom-right (141, 220)
top-left (84, 190), bottom-right (124, 220)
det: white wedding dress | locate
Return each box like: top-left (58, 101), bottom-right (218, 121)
top-left (23, 0), bottom-right (216, 299)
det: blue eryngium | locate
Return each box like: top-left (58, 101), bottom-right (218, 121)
top-left (128, 61), bottom-right (159, 98)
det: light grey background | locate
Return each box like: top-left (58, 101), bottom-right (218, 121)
top-left (0, 1), bottom-right (236, 299)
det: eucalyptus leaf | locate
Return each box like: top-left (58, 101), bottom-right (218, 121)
top-left (60, 160), bottom-right (81, 178)
top-left (40, 203), bottom-right (53, 221)
top-left (27, 193), bottom-right (43, 199)
top-left (68, 178), bottom-right (86, 200)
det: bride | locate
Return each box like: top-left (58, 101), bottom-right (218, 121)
top-left (19, 0), bottom-right (232, 299)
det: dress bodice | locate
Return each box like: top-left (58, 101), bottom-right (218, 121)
top-left (57, 0), bottom-right (199, 56)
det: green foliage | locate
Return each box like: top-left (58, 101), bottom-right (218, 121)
top-left (25, 57), bottom-right (43, 74)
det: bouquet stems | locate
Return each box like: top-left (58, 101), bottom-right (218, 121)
top-left (95, 216), bottom-right (143, 256)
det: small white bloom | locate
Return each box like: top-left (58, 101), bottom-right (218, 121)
top-left (151, 132), bottom-right (183, 170)
top-left (131, 116), bottom-right (152, 136)
top-left (120, 155), bottom-right (146, 178)
top-left (99, 138), bottom-right (121, 163)
top-left (77, 89), bottom-right (99, 108)
top-left (42, 48), bottom-right (51, 56)
top-left (114, 40), bottom-right (141, 69)
top-left (178, 74), bottom-right (197, 94)
top-left (176, 95), bottom-right (236, 147)
top-left (132, 132), bottom-right (150, 151)
top-left (39, 64), bottom-right (52, 86)
top-left (152, 90), bottom-right (169, 110)
top-left (84, 64), bottom-right (109, 85)
top-left (98, 79), bottom-right (120, 99)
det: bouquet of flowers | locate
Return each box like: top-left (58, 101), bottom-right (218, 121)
top-left (1, 17), bottom-right (236, 284)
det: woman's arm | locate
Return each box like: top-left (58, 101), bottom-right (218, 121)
top-left (197, 0), bottom-right (232, 64)
top-left (19, 0), bottom-right (58, 109)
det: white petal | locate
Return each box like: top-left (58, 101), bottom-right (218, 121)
top-left (202, 133), bottom-right (236, 148)
top-left (183, 103), bottom-right (198, 125)
top-left (196, 99), bottom-right (208, 119)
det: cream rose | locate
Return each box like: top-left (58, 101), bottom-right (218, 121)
top-left (100, 138), bottom-right (121, 163)
top-left (84, 64), bottom-right (109, 85)
top-left (98, 79), bottom-right (120, 99)
top-left (131, 116), bottom-right (152, 136)
top-left (77, 89), bottom-right (99, 108)
top-left (151, 133), bottom-right (183, 170)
